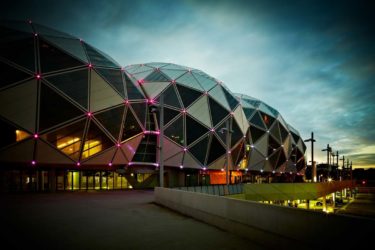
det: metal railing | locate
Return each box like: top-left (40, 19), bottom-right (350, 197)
top-left (174, 184), bottom-right (243, 196)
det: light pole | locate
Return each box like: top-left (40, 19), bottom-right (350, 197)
top-left (322, 144), bottom-right (332, 179)
top-left (340, 155), bottom-right (345, 180)
top-left (304, 132), bottom-right (316, 182)
top-left (149, 93), bottom-right (164, 187)
top-left (220, 117), bottom-right (233, 194)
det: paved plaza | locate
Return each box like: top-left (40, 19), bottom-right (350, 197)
top-left (1, 190), bottom-right (263, 250)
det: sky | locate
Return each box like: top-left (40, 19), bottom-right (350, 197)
top-left (2, 0), bottom-right (375, 168)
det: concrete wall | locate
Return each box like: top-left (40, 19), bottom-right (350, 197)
top-left (155, 187), bottom-right (373, 250)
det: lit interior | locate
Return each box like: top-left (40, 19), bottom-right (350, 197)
top-left (15, 130), bottom-right (31, 142)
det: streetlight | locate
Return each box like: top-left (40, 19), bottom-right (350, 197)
top-left (149, 93), bottom-right (164, 187)
top-left (219, 117), bottom-right (233, 194)
top-left (304, 132), bottom-right (316, 182)
top-left (322, 144), bottom-right (332, 172)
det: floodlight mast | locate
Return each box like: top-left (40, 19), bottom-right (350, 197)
top-left (304, 132), bottom-right (316, 182)
top-left (220, 117), bottom-right (233, 194)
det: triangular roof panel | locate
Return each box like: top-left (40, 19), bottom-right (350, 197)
top-left (0, 79), bottom-right (37, 133)
top-left (187, 95), bottom-right (212, 128)
top-left (90, 70), bottom-right (123, 112)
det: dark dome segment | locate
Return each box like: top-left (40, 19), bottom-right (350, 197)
top-left (0, 20), bottom-right (145, 167)
top-left (236, 94), bottom-right (306, 173)
top-left (125, 62), bottom-right (248, 170)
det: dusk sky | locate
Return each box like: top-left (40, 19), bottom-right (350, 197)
top-left (2, 0), bottom-right (375, 168)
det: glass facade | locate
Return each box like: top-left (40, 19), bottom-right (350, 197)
top-left (0, 20), bottom-right (306, 193)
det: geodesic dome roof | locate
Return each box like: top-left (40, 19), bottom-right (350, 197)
top-left (236, 94), bottom-right (306, 173)
top-left (0, 20), bottom-right (305, 173)
top-left (125, 62), bottom-right (248, 169)
top-left (0, 20), bottom-right (146, 167)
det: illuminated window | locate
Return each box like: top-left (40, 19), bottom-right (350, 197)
top-left (15, 130), bottom-right (31, 142)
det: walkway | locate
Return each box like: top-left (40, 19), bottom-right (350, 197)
top-left (1, 190), bottom-right (262, 250)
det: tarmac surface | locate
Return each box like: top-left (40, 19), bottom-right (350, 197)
top-left (1, 190), bottom-right (263, 250)
top-left (336, 193), bottom-right (375, 218)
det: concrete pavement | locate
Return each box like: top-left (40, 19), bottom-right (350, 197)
top-left (1, 190), bottom-right (263, 250)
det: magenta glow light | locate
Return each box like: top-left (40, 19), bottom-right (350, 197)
top-left (181, 109), bottom-right (186, 113)
top-left (116, 143), bottom-right (121, 147)
top-left (31, 160), bottom-right (36, 165)
top-left (108, 162), bottom-right (112, 166)
top-left (76, 162), bottom-right (80, 166)
top-left (137, 79), bottom-right (145, 85)
top-left (35, 74), bottom-right (41, 79)
top-left (183, 148), bottom-right (187, 152)
top-left (87, 112), bottom-right (92, 117)
top-left (210, 128), bottom-right (215, 132)
top-left (179, 165), bottom-right (183, 169)
top-left (148, 99), bottom-right (154, 104)
top-left (33, 134), bottom-right (38, 139)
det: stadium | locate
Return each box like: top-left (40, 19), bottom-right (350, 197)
top-left (0, 20), bottom-right (305, 191)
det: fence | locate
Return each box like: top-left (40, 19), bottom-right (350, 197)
top-left (174, 184), bottom-right (243, 195)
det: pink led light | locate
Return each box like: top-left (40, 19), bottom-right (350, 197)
top-left (31, 160), bottom-right (36, 165)
top-left (221, 168), bottom-right (224, 172)
top-left (179, 165), bottom-right (183, 169)
top-left (88, 63), bottom-right (93, 68)
top-left (76, 162), bottom-right (81, 166)
top-left (124, 99), bottom-right (129, 104)
top-left (137, 79), bottom-right (145, 85)
top-left (171, 80), bottom-right (176, 84)
top-left (33, 134), bottom-right (38, 139)
top-left (202, 167), bottom-right (206, 171)
top-left (228, 151), bottom-right (231, 154)
top-left (34, 33), bottom-right (38, 37)
top-left (35, 74), bottom-right (41, 79)
top-left (183, 148), bottom-right (187, 152)
top-left (148, 99), bottom-right (154, 104)
top-left (116, 143), bottom-right (121, 147)
top-left (108, 162), bottom-right (112, 167)
top-left (87, 112), bottom-right (92, 117)
top-left (181, 109), bottom-right (186, 113)
top-left (210, 128), bottom-right (215, 132)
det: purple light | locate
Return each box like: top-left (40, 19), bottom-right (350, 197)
top-left (137, 79), bottom-right (145, 85)
top-left (108, 162), bottom-right (112, 167)
top-left (87, 112), bottom-right (92, 117)
top-left (33, 134), bottom-right (38, 139)
top-left (31, 160), bottom-right (36, 165)
top-left (183, 148), bottom-right (187, 152)
top-left (202, 167), bottom-right (206, 171)
top-left (35, 74), bottom-right (41, 79)
top-left (76, 162), bottom-right (80, 166)
top-left (148, 99), bottom-right (154, 104)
